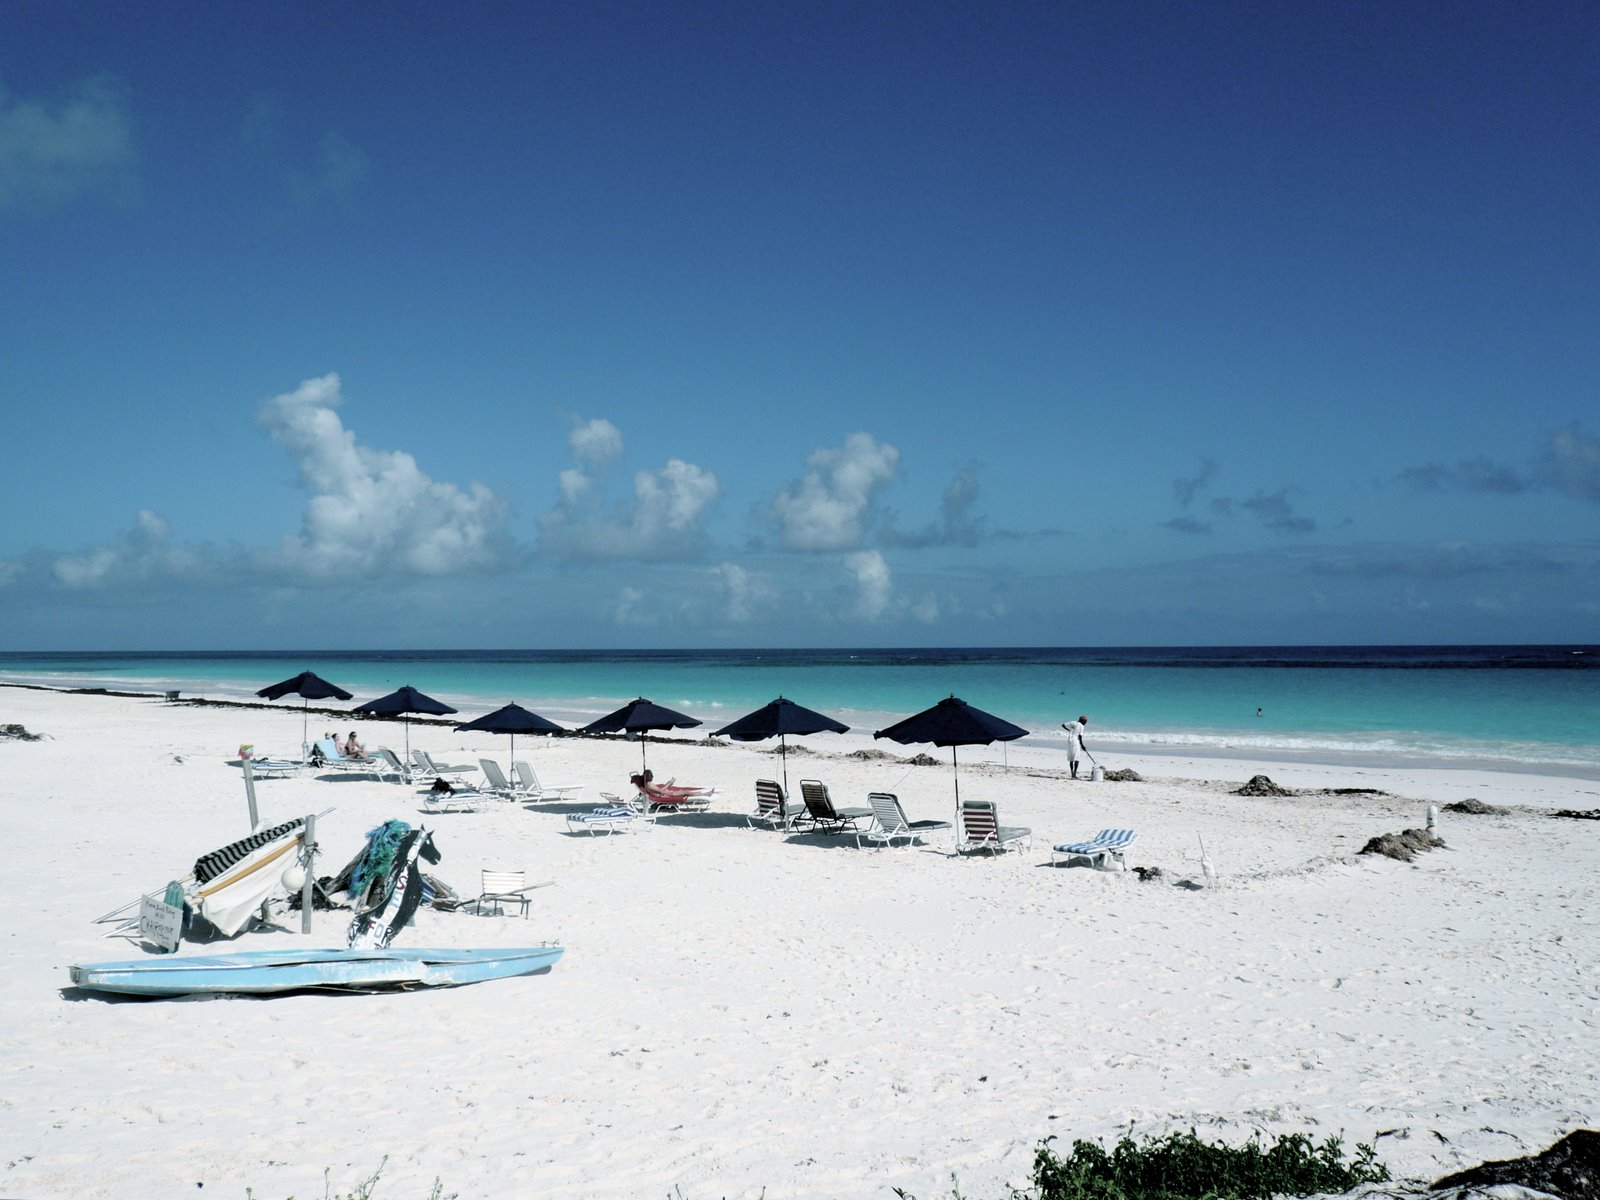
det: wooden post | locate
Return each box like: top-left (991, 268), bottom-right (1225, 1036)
top-left (301, 813), bottom-right (316, 934)
top-left (243, 758), bottom-right (259, 829)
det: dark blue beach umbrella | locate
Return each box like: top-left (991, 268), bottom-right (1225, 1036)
top-left (874, 695), bottom-right (1029, 824)
top-left (353, 685), bottom-right (458, 761)
top-left (256, 670), bottom-right (354, 757)
top-left (580, 697), bottom-right (702, 774)
top-left (714, 696), bottom-right (849, 794)
top-left (455, 702), bottom-right (565, 766)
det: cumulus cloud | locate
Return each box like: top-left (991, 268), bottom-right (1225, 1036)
top-left (569, 417), bottom-right (623, 465)
top-left (772, 433), bottom-right (899, 551)
top-left (1539, 422), bottom-right (1600, 503)
top-left (51, 509), bottom-right (215, 588)
top-left (0, 75), bottom-right (137, 212)
top-left (259, 373), bottom-right (512, 577)
top-left (711, 561), bottom-right (774, 623)
top-left (539, 417), bottom-right (719, 560)
top-left (844, 550), bottom-right (893, 620)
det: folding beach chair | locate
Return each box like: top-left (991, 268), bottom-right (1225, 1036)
top-left (858, 792), bottom-right (952, 849)
top-left (798, 779), bottom-right (871, 834)
top-left (1051, 828), bottom-right (1137, 871)
top-left (957, 799), bottom-right (1031, 855)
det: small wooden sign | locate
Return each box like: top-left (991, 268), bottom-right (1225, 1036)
top-left (139, 893), bottom-right (183, 953)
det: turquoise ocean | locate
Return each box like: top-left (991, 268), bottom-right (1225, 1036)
top-left (1, 646), bottom-right (1596, 776)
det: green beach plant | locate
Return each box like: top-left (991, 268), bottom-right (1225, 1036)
top-left (1028, 1129), bottom-right (1389, 1200)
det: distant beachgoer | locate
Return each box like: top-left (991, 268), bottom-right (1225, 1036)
top-left (1060, 715), bottom-right (1088, 779)
top-left (1256, 707), bottom-right (1263, 718)
top-left (346, 730), bottom-right (370, 760)
top-left (334, 732), bottom-right (349, 756)
top-left (630, 773), bottom-right (707, 806)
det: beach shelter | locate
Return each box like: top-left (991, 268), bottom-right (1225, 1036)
top-left (713, 696), bottom-right (849, 795)
top-left (455, 702), bottom-right (565, 766)
top-left (579, 697), bottom-right (701, 774)
top-left (874, 695), bottom-right (1029, 831)
top-left (256, 671), bottom-right (353, 759)
top-left (353, 685), bottom-right (458, 762)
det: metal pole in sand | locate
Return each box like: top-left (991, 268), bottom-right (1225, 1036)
top-left (301, 813), bottom-right (316, 935)
top-left (243, 758), bottom-right (259, 829)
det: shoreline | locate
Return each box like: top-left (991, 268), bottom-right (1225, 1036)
top-left (7, 677), bottom-right (1597, 783)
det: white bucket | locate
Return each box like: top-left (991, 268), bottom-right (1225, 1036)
top-left (1090, 764), bottom-right (1105, 782)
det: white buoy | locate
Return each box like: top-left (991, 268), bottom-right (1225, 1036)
top-left (1427, 804), bottom-right (1438, 831)
top-left (281, 864), bottom-right (306, 892)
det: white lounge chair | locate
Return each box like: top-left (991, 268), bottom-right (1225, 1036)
top-left (241, 755), bottom-right (301, 779)
top-left (475, 870), bottom-right (538, 917)
top-left (1051, 828), bottom-right (1137, 870)
top-left (858, 792), bottom-right (952, 849)
top-left (478, 759), bottom-right (526, 799)
top-left (412, 748), bottom-right (476, 783)
top-left (374, 747), bottom-right (413, 784)
top-left (312, 737), bottom-right (370, 772)
top-left (566, 792), bottom-right (655, 835)
top-left (957, 799), bottom-right (1031, 855)
top-left (513, 760), bottom-right (583, 802)
top-left (419, 782), bottom-right (491, 814)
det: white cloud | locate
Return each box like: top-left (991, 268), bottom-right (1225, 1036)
top-left (712, 561), bottom-right (774, 623)
top-left (844, 549), bottom-right (892, 619)
top-left (0, 75), bottom-right (137, 211)
top-left (51, 508), bottom-right (204, 588)
top-left (258, 373), bottom-right (511, 578)
top-left (539, 418), bottom-right (719, 561)
top-left (773, 433), bottom-right (899, 551)
top-left (1541, 422), bottom-right (1600, 503)
top-left (569, 417), bottom-right (623, 465)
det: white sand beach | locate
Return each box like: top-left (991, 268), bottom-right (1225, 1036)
top-left (2, 686), bottom-right (1596, 1199)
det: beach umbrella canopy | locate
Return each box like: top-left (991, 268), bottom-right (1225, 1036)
top-left (353, 685), bottom-right (458, 760)
top-left (714, 696), bottom-right (849, 794)
top-left (580, 697), bottom-right (701, 773)
top-left (256, 670), bottom-right (353, 757)
top-left (874, 695), bottom-right (1029, 827)
top-left (455, 702), bottom-right (564, 765)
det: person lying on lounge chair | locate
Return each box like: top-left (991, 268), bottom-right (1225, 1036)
top-left (630, 774), bottom-right (711, 806)
top-left (338, 730), bottom-right (372, 761)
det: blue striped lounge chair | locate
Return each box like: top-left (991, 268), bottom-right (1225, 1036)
top-left (957, 799), bottom-right (1031, 855)
top-left (1051, 828), bottom-right (1137, 870)
top-left (567, 793), bottom-right (654, 835)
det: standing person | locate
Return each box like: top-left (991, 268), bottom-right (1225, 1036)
top-left (1060, 715), bottom-right (1088, 779)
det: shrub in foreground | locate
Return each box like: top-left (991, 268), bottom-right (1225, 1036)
top-left (1029, 1130), bottom-right (1388, 1200)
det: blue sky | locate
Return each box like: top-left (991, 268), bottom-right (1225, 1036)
top-left (2, 0), bottom-right (1596, 649)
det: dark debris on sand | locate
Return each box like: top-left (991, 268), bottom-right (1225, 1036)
top-left (1235, 774), bottom-right (1292, 796)
top-left (1444, 798), bottom-right (1507, 815)
top-left (1359, 828), bottom-right (1446, 861)
top-left (1554, 808), bottom-right (1600, 821)
top-left (1434, 1128), bottom-right (1600, 1200)
top-left (0, 723), bottom-right (44, 741)
top-left (903, 753), bottom-right (942, 767)
top-left (1103, 768), bottom-right (1144, 782)
top-left (848, 748), bottom-right (895, 761)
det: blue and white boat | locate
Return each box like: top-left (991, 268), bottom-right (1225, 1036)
top-left (68, 946), bottom-right (563, 997)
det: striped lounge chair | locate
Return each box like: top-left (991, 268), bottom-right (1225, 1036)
top-left (1051, 828), bottom-right (1137, 871)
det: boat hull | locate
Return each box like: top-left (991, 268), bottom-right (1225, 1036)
top-left (69, 946), bottom-right (563, 997)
